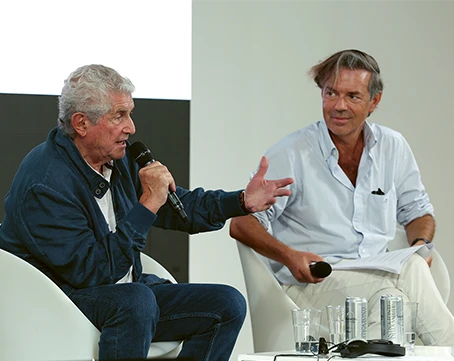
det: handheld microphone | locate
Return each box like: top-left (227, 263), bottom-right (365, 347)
top-left (309, 261), bottom-right (332, 278)
top-left (129, 141), bottom-right (189, 223)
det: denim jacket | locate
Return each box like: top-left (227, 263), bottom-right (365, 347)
top-left (0, 128), bottom-right (245, 295)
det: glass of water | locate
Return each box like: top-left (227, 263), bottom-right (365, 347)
top-left (403, 302), bottom-right (418, 354)
top-left (291, 308), bottom-right (322, 354)
top-left (326, 305), bottom-right (345, 346)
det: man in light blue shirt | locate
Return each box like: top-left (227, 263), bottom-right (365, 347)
top-left (230, 49), bottom-right (454, 345)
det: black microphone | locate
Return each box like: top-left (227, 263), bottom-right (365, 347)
top-left (309, 261), bottom-right (332, 278)
top-left (129, 141), bottom-right (189, 223)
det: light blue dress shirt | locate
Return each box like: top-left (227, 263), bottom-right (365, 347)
top-left (253, 120), bottom-right (434, 285)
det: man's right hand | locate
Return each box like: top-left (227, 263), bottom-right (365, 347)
top-left (138, 161), bottom-right (176, 213)
top-left (286, 249), bottom-right (327, 284)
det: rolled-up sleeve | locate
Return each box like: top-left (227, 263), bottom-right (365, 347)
top-left (395, 137), bottom-right (434, 226)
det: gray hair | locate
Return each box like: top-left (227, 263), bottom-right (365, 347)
top-left (58, 64), bottom-right (135, 137)
top-left (309, 49), bottom-right (383, 99)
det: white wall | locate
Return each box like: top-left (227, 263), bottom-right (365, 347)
top-left (191, 1), bottom-right (454, 359)
top-left (0, 0), bottom-right (191, 99)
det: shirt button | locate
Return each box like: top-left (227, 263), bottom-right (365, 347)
top-left (95, 189), bottom-right (102, 196)
top-left (99, 182), bottom-right (106, 188)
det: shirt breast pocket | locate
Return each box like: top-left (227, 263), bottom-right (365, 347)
top-left (367, 187), bottom-right (397, 234)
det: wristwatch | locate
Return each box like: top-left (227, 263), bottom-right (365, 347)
top-left (410, 237), bottom-right (431, 247)
top-left (238, 191), bottom-right (251, 214)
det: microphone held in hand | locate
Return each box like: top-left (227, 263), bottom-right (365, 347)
top-left (309, 261), bottom-right (332, 278)
top-left (130, 141), bottom-right (189, 223)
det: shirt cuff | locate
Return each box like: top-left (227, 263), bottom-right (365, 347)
top-left (123, 203), bottom-right (157, 236)
top-left (220, 190), bottom-right (247, 219)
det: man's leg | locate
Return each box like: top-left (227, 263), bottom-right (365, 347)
top-left (69, 282), bottom-right (159, 360)
top-left (284, 254), bottom-right (454, 345)
top-left (391, 253), bottom-right (454, 345)
top-left (285, 262), bottom-right (394, 340)
top-left (150, 282), bottom-right (247, 361)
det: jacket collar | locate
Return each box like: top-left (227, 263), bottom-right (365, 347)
top-left (51, 127), bottom-right (123, 199)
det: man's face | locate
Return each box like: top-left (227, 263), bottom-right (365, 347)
top-left (322, 68), bottom-right (381, 143)
top-left (83, 92), bottom-right (136, 168)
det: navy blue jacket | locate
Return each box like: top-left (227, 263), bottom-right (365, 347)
top-left (0, 128), bottom-right (245, 295)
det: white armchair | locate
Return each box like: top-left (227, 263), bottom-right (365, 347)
top-left (236, 240), bottom-right (299, 352)
top-left (387, 226), bottom-right (450, 304)
top-left (236, 228), bottom-right (450, 353)
top-left (0, 249), bottom-right (182, 361)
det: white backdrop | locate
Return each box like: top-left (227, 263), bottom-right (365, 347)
top-left (191, 1), bottom-right (454, 359)
top-left (0, 0), bottom-right (191, 99)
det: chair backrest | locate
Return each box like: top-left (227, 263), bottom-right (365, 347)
top-left (140, 252), bottom-right (177, 283)
top-left (0, 249), bottom-right (181, 361)
top-left (236, 241), bottom-right (298, 352)
top-left (387, 226), bottom-right (450, 305)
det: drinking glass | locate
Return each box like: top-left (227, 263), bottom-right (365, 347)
top-left (291, 308), bottom-right (322, 354)
top-left (326, 305), bottom-right (345, 346)
top-left (403, 302), bottom-right (418, 354)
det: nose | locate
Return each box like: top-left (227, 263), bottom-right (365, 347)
top-left (334, 96), bottom-right (348, 111)
top-left (124, 115), bottom-right (136, 135)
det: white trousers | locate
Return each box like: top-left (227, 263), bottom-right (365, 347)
top-left (283, 254), bottom-right (454, 345)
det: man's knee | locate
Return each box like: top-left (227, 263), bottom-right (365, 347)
top-left (213, 285), bottom-right (247, 323)
top-left (403, 254), bottom-right (430, 275)
top-left (114, 283), bottom-right (160, 325)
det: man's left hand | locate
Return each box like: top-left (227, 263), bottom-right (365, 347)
top-left (243, 156), bottom-right (294, 213)
top-left (411, 239), bottom-right (433, 267)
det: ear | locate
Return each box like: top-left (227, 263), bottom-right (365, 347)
top-left (368, 91), bottom-right (382, 114)
top-left (71, 112), bottom-right (88, 137)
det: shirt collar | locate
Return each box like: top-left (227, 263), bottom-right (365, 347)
top-left (318, 119), bottom-right (378, 160)
top-left (363, 121), bottom-right (378, 151)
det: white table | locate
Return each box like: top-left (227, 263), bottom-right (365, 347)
top-left (238, 346), bottom-right (453, 361)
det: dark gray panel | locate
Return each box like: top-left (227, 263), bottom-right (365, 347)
top-left (0, 93), bottom-right (189, 282)
top-left (131, 98), bottom-right (190, 282)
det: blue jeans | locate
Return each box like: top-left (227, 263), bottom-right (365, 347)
top-left (69, 275), bottom-right (247, 361)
